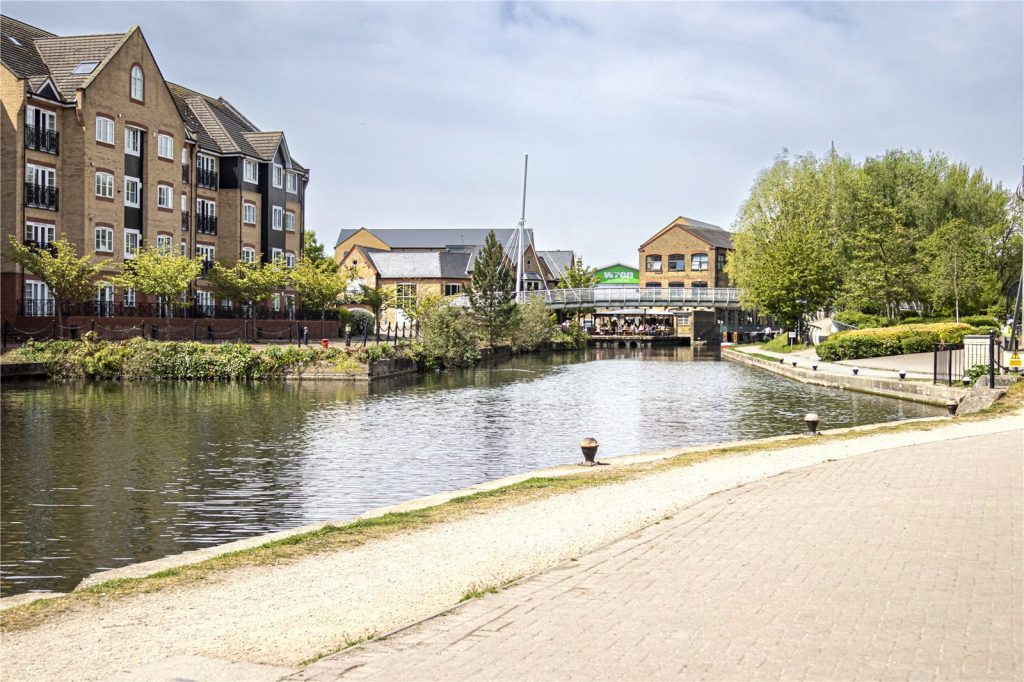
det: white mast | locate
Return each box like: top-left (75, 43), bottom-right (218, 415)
top-left (515, 154), bottom-right (529, 299)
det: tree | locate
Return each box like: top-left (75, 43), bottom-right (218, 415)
top-left (557, 257), bottom-right (601, 322)
top-left (7, 237), bottom-right (112, 336)
top-left (509, 294), bottom-right (556, 352)
top-left (112, 246), bottom-right (203, 319)
top-left (204, 258), bottom-right (289, 328)
top-left (727, 154), bottom-right (844, 331)
top-left (302, 231), bottom-right (335, 269)
top-left (357, 284), bottom-right (394, 331)
top-left (289, 256), bottom-right (346, 337)
top-left (465, 230), bottom-right (516, 347)
top-left (922, 218), bottom-right (990, 321)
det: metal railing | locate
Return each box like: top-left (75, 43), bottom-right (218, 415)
top-left (25, 183), bottom-right (58, 210)
top-left (181, 164), bottom-right (190, 183)
top-left (196, 167), bottom-right (217, 189)
top-left (16, 299), bottom-right (316, 321)
top-left (519, 287), bottom-right (742, 309)
top-left (181, 211), bottom-right (190, 231)
top-left (22, 239), bottom-right (57, 255)
top-left (25, 125), bottom-right (59, 154)
top-left (195, 213), bottom-right (217, 235)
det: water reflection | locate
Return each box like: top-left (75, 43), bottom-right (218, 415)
top-left (0, 348), bottom-right (941, 596)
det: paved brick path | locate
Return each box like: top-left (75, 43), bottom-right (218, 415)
top-left (296, 430), bottom-right (1023, 681)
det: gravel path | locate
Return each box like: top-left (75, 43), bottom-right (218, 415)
top-left (2, 413), bottom-right (1020, 681)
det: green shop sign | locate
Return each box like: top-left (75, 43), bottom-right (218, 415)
top-left (595, 264), bottom-right (640, 286)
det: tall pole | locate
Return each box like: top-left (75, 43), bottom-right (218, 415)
top-left (516, 154), bottom-right (529, 298)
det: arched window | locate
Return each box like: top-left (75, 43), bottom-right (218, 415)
top-left (668, 254), bottom-right (685, 271)
top-left (130, 65), bottom-right (144, 101)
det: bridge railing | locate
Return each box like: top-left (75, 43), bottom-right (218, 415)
top-left (516, 287), bottom-right (741, 307)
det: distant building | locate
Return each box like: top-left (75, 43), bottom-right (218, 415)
top-left (334, 227), bottom-right (573, 323)
top-left (594, 263), bottom-right (640, 287)
top-left (637, 216), bottom-right (733, 289)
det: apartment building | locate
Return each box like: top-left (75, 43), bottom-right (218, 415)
top-left (638, 216), bottom-right (733, 289)
top-left (0, 14), bottom-right (309, 322)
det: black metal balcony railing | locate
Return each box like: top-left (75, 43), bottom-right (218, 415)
top-left (181, 164), bottom-right (190, 183)
top-left (195, 213), bottom-right (217, 235)
top-left (181, 211), bottom-right (190, 232)
top-left (24, 183), bottom-right (58, 210)
top-left (197, 167), bottom-right (217, 189)
top-left (200, 259), bottom-right (214, 276)
top-left (25, 125), bottom-right (59, 154)
top-left (22, 239), bottom-right (58, 256)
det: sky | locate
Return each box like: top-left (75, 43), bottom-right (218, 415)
top-left (6, 1), bottom-right (1023, 266)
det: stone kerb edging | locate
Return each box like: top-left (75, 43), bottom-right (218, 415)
top-left (723, 348), bottom-right (967, 406)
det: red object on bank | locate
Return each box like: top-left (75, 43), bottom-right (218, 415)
top-left (321, 339), bottom-right (329, 350)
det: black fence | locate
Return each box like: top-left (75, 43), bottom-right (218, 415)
top-left (16, 299), bottom-right (339, 321)
top-left (933, 331), bottom-right (998, 388)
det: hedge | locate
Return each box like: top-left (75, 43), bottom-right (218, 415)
top-left (815, 323), bottom-right (977, 361)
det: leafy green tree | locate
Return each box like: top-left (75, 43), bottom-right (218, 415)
top-left (414, 297), bottom-right (481, 369)
top-left (112, 246), bottom-right (203, 318)
top-left (465, 230), bottom-right (516, 347)
top-left (557, 258), bottom-right (601, 322)
top-left (302, 231), bottom-right (336, 269)
top-left (204, 258), bottom-right (289, 327)
top-left (922, 218), bottom-right (990, 321)
top-left (509, 294), bottom-right (556, 352)
top-left (727, 154), bottom-right (843, 331)
top-left (7, 237), bottom-right (112, 335)
top-left (357, 284), bottom-right (395, 331)
top-left (289, 256), bottom-right (346, 337)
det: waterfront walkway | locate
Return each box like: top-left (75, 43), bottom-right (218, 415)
top-left (2, 413), bottom-right (1020, 680)
top-left (298, 428), bottom-right (1022, 681)
top-left (731, 344), bottom-right (935, 379)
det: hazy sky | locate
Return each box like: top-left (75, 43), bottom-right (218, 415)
top-left (8, 1), bottom-right (1022, 266)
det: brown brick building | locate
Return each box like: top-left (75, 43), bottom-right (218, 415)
top-left (1, 14), bottom-right (309, 323)
top-left (638, 216), bottom-right (732, 289)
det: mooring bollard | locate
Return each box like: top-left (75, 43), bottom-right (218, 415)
top-left (811, 364), bottom-right (818, 371)
top-left (898, 370), bottom-right (906, 380)
top-left (962, 376), bottom-right (971, 387)
top-left (791, 361), bottom-right (797, 367)
top-left (580, 437), bottom-right (599, 465)
top-left (945, 399), bottom-right (958, 417)
top-left (804, 413), bottom-right (820, 435)
top-left (852, 367), bottom-right (859, 376)
top-left (779, 358), bottom-right (785, 364)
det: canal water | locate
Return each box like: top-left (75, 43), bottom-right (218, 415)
top-left (0, 348), bottom-right (942, 596)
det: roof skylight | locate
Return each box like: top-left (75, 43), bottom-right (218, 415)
top-left (72, 60), bottom-right (99, 74)
top-left (6, 35), bottom-right (23, 47)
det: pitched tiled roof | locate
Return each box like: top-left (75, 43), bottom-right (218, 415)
top-left (0, 15), bottom-right (54, 79)
top-left (335, 227), bottom-right (528, 250)
top-left (243, 131), bottom-right (282, 160)
top-left (33, 33), bottom-right (128, 99)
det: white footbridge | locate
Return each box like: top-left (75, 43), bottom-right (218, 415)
top-left (515, 287), bottom-right (743, 311)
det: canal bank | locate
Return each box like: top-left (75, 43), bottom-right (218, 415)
top-left (1, 399), bottom-right (1020, 680)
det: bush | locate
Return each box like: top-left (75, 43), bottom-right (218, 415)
top-left (552, 324), bottom-right (588, 351)
top-left (816, 322), bottom-right (971, 361)
top-left (415, 302), bottom-right (481, 369)
top-left (509, 296), bottom-right (556, 353)
top-left (961, 315), bottom-right (998, 327)
top-left (832, 311), bottom-right (888, 329)
top-left (348, 309), bottom-right (375, 334)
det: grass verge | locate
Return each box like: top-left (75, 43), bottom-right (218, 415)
top-left (3, 383), bottom-right (1020, 633)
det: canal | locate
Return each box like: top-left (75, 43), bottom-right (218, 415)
top-left (0, 347), bottom-right (943, 596)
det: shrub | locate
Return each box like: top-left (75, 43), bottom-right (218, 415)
top-left (552, 325), bottom-right (588, 351)
top-left (509, 296), bottom-right (556, 353)
top-left (961, 315), bottom-right (998, 328)
top-left (816, 322), bottom-right (971, 361)
top-left (832, 311), bottom-right (888, 329)
top-left (348, 309), bottom-right (376, 334)
top-left (416, 302), bottom-right (481, 369)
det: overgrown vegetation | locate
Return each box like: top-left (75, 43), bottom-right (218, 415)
top-left (815, 322), bottom-right (984, 361)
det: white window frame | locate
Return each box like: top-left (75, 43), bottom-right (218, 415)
top-left (26, 164), bottom-right (55, 187)
top-left (285, 252), bottom-right (296, 268)
top-left (396, 283), bottom-right (418, 310)
top-left (196, 244), bottom-right (215, 262)
top-left (284, 211), bottom-right (296, 232)
top-left (125, 126), bottom-right (142, 156)
top-left (241, 247), bottom-right (256, 263)
top-left (157, 184), bottom-right (172, 209)
top-left (243, 159), bottom-right (259, 183)
top-left (181, 147), bottom-right (189, 165)
top-left (25, 221), bottom-right (55, 246)
top-left (273, 164), bottom-right (283, 188)
top-left (95, 116), bottom-right (114, 144)
top-left (157, 134), bottom-right (173, 159)
top-left (272, 206), bottom-right (283, 230)
top-left (156, 234), bottom-right (173, 253)
top-left (272, 293), bottom-right (281, 312)
top-left (124, 287), bottom-right (137, 307)
top-left (286, 172), bottom-right (298, 194)
top-left (130, 65), bottom-right (144, 101)
top-left (95, 171), bottom-right (114, 198)
top-left (94, 226), bottom-right (113, 253)
top-left (196, 289), bottom-right (214, 309)
top-left (271, 247), bottom-right (283, 262)
top-left (124, 176), bottom-right (140, 208)
top-left (24, 279), bottom-right (54, 316)
top-left (180, 240), bottom-right (187, 257)
top-left (243, 202), bottom-right (257, 225)
top-left (27, 105), bottom-right (56, 132)
top-left (124, 229), bottom-right (141, 259)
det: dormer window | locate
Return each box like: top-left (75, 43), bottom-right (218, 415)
top-left (73, 61), bottom-right (99, 75)
top-left (130, 65), bottom-right (144, 101)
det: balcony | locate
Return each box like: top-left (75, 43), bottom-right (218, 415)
top-left (22, 239), bottom-right (57, 256)
top-left (24, 183), bottom-right (58, 210)
top-left (25, 125), bottom-right (59, 154)
top-left (197, 167), bottom-right (217, 189)
top-left (181, 210), bottom-right (190, 232)
top-left (200, 259), bottom-right (214, 276)
top-left (196, 213), bottom-right (217, 235)
top-left (181, 164), bottom-right (190, 183)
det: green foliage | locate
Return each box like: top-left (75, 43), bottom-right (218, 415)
top-left (204, 259), bottom-right (288, 320)
top-left (921, 218), bottom-right (990, 320)
top-left (348, 309), bottom-right (375, 333)
top-left (357, 285), bottom-right (394, 327)
top-left (965, 364), bottom-right (991, 383)
top-left (961, 315), bottom-right (999, 327)
top-left (760, 335), bottom-right (811, 353)
top-left (509, 295), bottom-right (556, 352)
top-left (302, 231), bottom-right (333, 266)
top-left (557, 258), bottom-right (601, 320)
top-left (410, 299), bottom-right (481, 369)
top-left (112, 246), bottom-right (203, 315)
top-left (289, 257), bottom-right (345, 317)
top-left (7, 237), bottom-right (112, 329)
top-left (815, 323), bottom-right (972, 361)
top-left (465, 230), bottom-right (516, 347)
top-left (7, 338), bottom-right (344, 381)
top-left (552, 325), bottom-right (588, 351)
top-left (832, 310), bottom-right (889, 329)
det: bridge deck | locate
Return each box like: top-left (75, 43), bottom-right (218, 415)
top-left (519, 287), bottom-right (742, 310)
